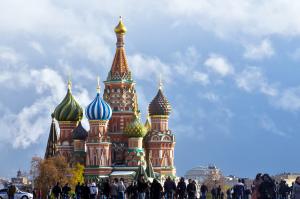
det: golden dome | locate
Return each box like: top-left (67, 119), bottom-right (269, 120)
top-left (114, 17), bottom-right (127, 34)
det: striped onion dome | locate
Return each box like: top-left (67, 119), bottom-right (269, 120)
top-left (54, 81), bottom-right (83, 121)
top-left (85, 79), bottom-right (112, 121)
top-left (124, 115), bottom-right (147, 138)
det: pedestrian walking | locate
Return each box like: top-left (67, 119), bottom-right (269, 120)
top-left (62, 183), bottom-right (71, 199)
top-left (89, 182), bottom-right (98, 199)
top-left (117, 178), bottom-right (126, 199)
top-left (186, 179), bottom-right (196, 199)
top-left (164, 176), bottom-right (176, 199)
top-left (200, 183), bottom-right (208, 199)
top-left (292, 176), bottom-right (300, 199)
top-left (150, 179), bottom-right (163, 199)
top-left (138, 175), bottom-right (148, 199)
top-left (110, 178), bottom-right (119, 199)
top-left (52, 182), bottom-right (62, 199)
top-left (75, 182), bottom-right (82, 199)
top-left (177, 177), bottom-right (187, 199)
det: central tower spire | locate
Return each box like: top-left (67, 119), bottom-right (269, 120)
top-left (103, 17), bottom-right (140, 165)
top-left (107, 16), bottom-right (132, 82)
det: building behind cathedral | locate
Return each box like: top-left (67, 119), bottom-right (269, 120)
top-left (45, 18), bottom-right (176, 181)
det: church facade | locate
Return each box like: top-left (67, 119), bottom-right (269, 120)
top-left (45, 18), bottom-right (176, 180)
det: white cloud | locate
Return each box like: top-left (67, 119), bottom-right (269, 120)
top-left (201, 92), bottom-right (220, 103)
top-left (164, 0), bottom-right (300, 37)
top-left (243, 39), bottom-right (275, 60)
top-left (0, 66), bottom-right (91, 148)
top-left (204, 54), bottom-right (234, 76)
top-left (192, 71), bottom-right (210, 85)
top-left (259, 115), bottom-right (287, 137)
top-left (0, 46), bottom-right (21, 65)
top-left (29, 41), bottom-right (44, 55)
top-left (274, 87), bottom-right (300, 111)
top-left (129, 54), bottom-right (172, 82)
top-left (235, 67), bottom-right (278, 96)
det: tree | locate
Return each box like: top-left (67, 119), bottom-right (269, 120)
top-left (69, 163), bottom-right (85, 189)
top-left (34, 156), bottom-right (70, 197)
top-left (33, 156), bottom-right (85, 198)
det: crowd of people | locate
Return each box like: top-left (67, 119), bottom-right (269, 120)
top-left (43, 174), bottom-right (300, 199)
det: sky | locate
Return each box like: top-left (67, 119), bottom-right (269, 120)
top-left (0, 0), bottom-right (300, 178)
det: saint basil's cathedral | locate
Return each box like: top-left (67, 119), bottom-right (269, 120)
top-left (45, 18), bottom-right (176, 180)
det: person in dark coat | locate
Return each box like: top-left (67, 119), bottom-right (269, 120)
top-left (177, 177), bottom-right (187, 199)
top-left (217, 186), bottom-right (222, 199)
top-left (75, 182), bottom-right (82, 199)
top-left (52, 182), bottom-right (62, 199)
top-left (150, 179), bottom-right (163, 199)
top-left (82, 182), bottom-right (90, 199)
top-left (138, 175), bottom-right (149, 199)
top-left (102, 179), bottom-right (110, 199)
top-left (200, 183), bottom-right (208, 199)
top-left (186, 179), bottom-right (196, 199)
top-left (258, 174), bottom-right (276, 199)
top-left (62, 183), bottom-right (71, 199)
top-left (164, 176), bottom-right (176, 199)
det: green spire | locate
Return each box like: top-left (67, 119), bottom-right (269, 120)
top-left (53, 80), bottom-right (83, 121)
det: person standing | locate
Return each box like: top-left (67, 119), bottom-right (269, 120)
top-left (164, 177), bottom-right (176, 199)
top-left (233, 179), bottom-right (244, 199)
top-left (200, 183), bottom-right (208, 199)
top-left (177, 177), bottom-right (187, 199)
top-left (292, 177), bottom-right (300, 199)
top-left (186, 179), bottom-right (196, 199)
top-left (150, 179), bottom-right (163, 199)
top-left (47, 186), bottom-right (52, 199)
top-left (75, 182), bottom-right (82, 199)
top-left (52, 182), bottom-right (62, 199)
top-left (89, 182), bottom-right (98, 199)
top-left (62, 183), bottom-right (71, 199)
top-left (138, 175), bottom-right (148, 199)
top-left (110, 178), bottom-right (119, 199)
top-left (217, 186), bottom-right (222, 199)
top-left (102, 179), bottom-right (110, 199)
top-left (8, 184), bottom-right (16, 199)
top-left (82, 182), bottom-right (90, 199)
top-left (211, 187), bottom-right (217, 199)
top-left (117, 178), bottom-right (126, 199)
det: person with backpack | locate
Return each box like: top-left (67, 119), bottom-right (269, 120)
top-left (177, 177), bottom-right (187, 199)
top-left (89, 182), bottom-right (98, 199)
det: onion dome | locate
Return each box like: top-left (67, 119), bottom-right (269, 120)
top-left (148, 81), bottom-right (171, 116)
top-left (72, 122), bottom-right (88, 140)
top-left (86, 77), bottom-right (112, 121)
top-left (54, 81), bottom-right (83, 121)
top-left (114, 16), bottom-right (127, 34)
top-left (124, 115), bottom-right (147, 138)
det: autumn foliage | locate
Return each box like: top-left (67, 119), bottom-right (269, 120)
top-left (33, 156), bottom-right (84, 198)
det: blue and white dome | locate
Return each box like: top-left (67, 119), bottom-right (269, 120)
top-left (86, 79), bottom-right (112, 121)
top-left (86, 93), bottom-right (112, 120)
